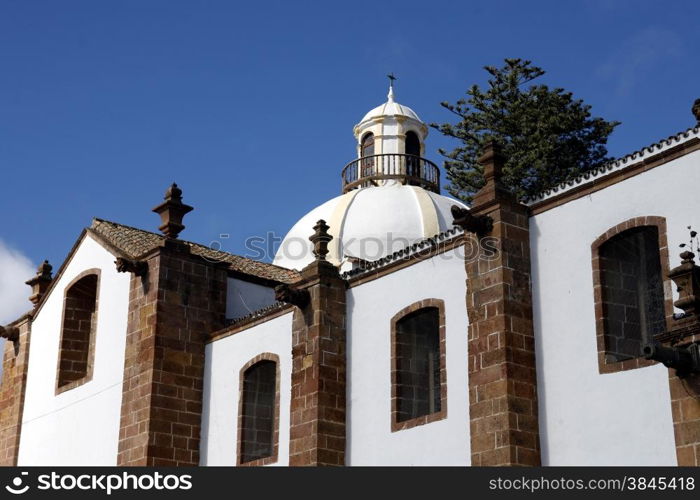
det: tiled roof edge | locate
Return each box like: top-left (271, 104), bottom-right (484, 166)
top-left (91, 218), bottom-right (301, 283)
top-left (341, 226), bottom-right (464, 280)
top-left (224, 301), bottom-right (290, 327)
top-left (524, 125), bottom-right (700, 205)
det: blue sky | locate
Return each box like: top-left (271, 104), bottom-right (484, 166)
top-left (1, 0), bottom-right (699, 302)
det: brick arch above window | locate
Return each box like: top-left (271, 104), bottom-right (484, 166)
top-left (390, 298), bottom-right (447, 432)
top-left (237, 352), bottom-right (280, 466)
top-left (591, 216), bottom-right (673, 374)
top-left (55, 268), bottom-right (101, 394)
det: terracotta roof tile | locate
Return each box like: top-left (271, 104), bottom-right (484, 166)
top-left (90, 218), bottom-right (301, 284)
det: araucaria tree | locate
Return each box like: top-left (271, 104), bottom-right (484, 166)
top-left (432, 58), bottom-right (620, 203)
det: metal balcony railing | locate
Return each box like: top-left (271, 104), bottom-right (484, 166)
top-left (341, 154), bottom-right (440, 194)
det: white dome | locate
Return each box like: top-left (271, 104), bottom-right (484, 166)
top-left (360, 100), bottom-right (421, 124)
top-left (273, 182), bottom-right (466, 271)
top-left (357, 85), bottom-right (422, 125)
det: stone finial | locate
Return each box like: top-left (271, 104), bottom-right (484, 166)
top-left (152, 183), bottom-right (194, 239)
top-left (669, 249), bottom-right (700, 317)
top-left (35, 259), bottom-right (52, 279)
top-left (309, 219), bottom-right (332, 261)
top-left (25, 260), bottom-right (53, 306)
top-left (668, 227), bottom-right (700, 317)
top-left (479, 140), bottom-right (506, 184)
top-left (693, 98), bottom-right (700, 125)
top-left (680, 250), bottom-right (696, 264)
top-left (472, 141), bottom-right (514, 208)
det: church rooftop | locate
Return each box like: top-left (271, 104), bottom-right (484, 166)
top-left (90, 218), bottom-right (301, 284)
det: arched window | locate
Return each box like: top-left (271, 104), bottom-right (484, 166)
top-left (391, 299), bottom-right (447, 431)
top-left (238, 354), bottom-right (279, 465)
top-left (405, 130), bottom-right (420, 157)
top-left (360, 133), bottom-right (375, 178)
top-left (405, 130), bottom-right (421, 178)
top-left (57, 271), bottom-right (99, 391)
top-left (361, 132), bottom-right (375, 157)
top-left (592, 217), bottom-right (671, 373)
top-left (599, 227), bottom-right (665, 360)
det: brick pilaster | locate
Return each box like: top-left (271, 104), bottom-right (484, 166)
top-left (117, 240), bottom-right (227, 466)
top-left (0, 317), bottom-right (31, 465)
top-left (455, 143), bottom-right (541, 466)
top-left (288, 259), bottom-right (347, 466)
top-left (654, 255), bottom-right (700, 465)
top-left (668, 365), bottom-right (700, 465)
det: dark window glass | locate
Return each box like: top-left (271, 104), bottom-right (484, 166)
top-left (600, 226), bottom-right (665, 361)
top-left (405, 131), bottom-right (420, 156)
top-left (240, 360), bottom-right (276, 463)
top-left (405, 131), bottom-right (421, 177)
top-left (58, 274), bottom-right (98, 388)
top-left (361, 132), bottom-right (375, 157)
top-left (360, 133), bottom-right (375, 177)
top-left (395, 307), bottom-right (441, 422)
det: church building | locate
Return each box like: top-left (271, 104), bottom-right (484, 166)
top-left (1, 85), bottom-right (699, 466)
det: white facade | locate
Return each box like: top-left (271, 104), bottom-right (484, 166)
top-left (530, 148), bottom-right (700, 465)
top-left (18, 234), bottom-right (130, 465)
top-left (201, 312), bottom-right (293, 466)
top-left (203, 244), bottom-right (471, 466)
top-left (346, 247), bottom-right (470, 465)
top-left (7, 88), bottom-right (698, 468)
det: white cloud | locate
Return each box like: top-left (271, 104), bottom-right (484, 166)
top-left (0, 240), bottom-right (35, 325)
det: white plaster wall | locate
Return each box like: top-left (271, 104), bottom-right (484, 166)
top-left (226, 278), bottom-right (276, 320)
top-left (346, 247), bottom-right (470, 465)
top-left (18, 234), bottom-right (130, 465)
top-left (201, 312), bottom-right (293, 465)
top-left (530, 150), bottom-right (700, 465)
top-left (380, 118), bottom-right (400, 154)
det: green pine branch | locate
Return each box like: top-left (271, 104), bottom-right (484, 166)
top-left (430, 58), bottom-right (620, 203)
